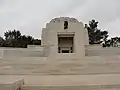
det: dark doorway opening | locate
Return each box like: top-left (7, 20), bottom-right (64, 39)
top-left (62, 50), bottom-right (69, 53)
top-left (58, 34), bottom-right (74, 53)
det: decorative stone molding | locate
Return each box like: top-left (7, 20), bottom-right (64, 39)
top-left (50, 17), bottom-right (79, 23)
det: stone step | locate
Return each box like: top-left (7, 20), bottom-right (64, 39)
top-left (1, 57), bottom-right (120, 75)
top-left (22, 85), bottom-right (120, 90)
top-left (21, 74), bottom-right (120, 90)
top-left (1, 74), bottom-right (120, 90)
top-left (1, 55), bottom-right (120, 75)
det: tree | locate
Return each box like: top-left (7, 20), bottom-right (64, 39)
top-left (18, 35), bottom-right (34, 48)
top-left (32, 39), bottom-right (41, 45)
top-left (4, 30), bottom-right (21, 47)
top-left (85, 20), bottom-right (108, 44)
top-left (4, 30), bottom-right (21, 40)
top-left (0, 36), bottom-right (4, 46)
top-left (3, 29), bottom-right (41, 48)
top-left (110, 37), bottom-right (119, 47)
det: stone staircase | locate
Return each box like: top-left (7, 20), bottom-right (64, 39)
top-left (1, 57), bottom-right (120, 90)
top-left (1, 46), bottom-right (120, 90)
top-left (1, 56), bottom-right (120, 75)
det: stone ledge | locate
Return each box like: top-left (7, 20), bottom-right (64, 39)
top-left (22, 85), bottom-right (120, 90)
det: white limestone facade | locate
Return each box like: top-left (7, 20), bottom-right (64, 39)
top-left (41, 17), bottom-right (88, 60)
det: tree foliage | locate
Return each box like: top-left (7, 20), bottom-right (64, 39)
top-left (0, 30), bottom-right (41, 48)
top-left (102, 37), bottom-right (120, 47)
top-left (85, 20), bottom-right (109, 44)
top-left (0, 36), bottom-right (4, 47)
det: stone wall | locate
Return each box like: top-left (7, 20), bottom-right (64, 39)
top-left (0, 49), bottom-right (3, 59)
top-left (1, 48), bottom-right (46, 60)
top-left (27, 45), bottom-right (43, 50)
top-left (86, 45), bottom-right (120, 56)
